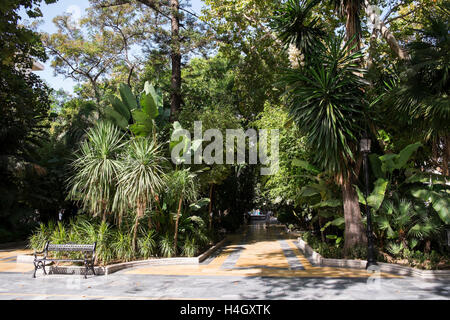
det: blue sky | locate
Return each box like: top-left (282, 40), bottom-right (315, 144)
top-left (20, 0), bottom-right (205, 94)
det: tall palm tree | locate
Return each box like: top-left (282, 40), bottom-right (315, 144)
top-left (68, 121), bottom-right (124, 221)
top-left (114, 137), bottom-right (167, 250)
top-left (165, 168), bottom-right (199, 255)
top-left (281, 35), bottom-right (368, 250)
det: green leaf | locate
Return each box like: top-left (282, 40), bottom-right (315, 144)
top-left (130, 110), bottom-right (153, 137)
top-left (366, 178), bottom-right (388, 211)
top-left (119, 83), bottom-right (138, 111)
top-left (140, 82), bottom-right (159, 119)
top-left (379, 142), bottom-right (422, 173)
top-left (105, 108), bottom-right (128, 130)
top-left (189, 198), bottom-right (210, 211)
top-left (108, 94), bottom-right (131, 120)
top-left (292, 159), bottom-right (320, 174)
top-left (354, 185), bottom-right (367, 206)
top-left (368, 153), bottom-right (384, 179)
top-left (311, 199), bottom-right (341, 208)
top-left (411, 188), bottom-right (450, 224)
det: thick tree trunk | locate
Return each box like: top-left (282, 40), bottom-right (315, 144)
top-left (170, 0), bottom-right (181, 122)
top-left (342, 178), bottom-right (367, 254)
top-left (345, 2), bottom-right (361, 51)
top-left (173, 196), bottom-right (183, 255)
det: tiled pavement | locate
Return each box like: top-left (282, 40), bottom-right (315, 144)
top-left (0, 223), bottom-right (449, 299)
top-left (124, 223), bottom-right (399, 278)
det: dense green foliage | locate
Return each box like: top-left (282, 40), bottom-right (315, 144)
top-left (2, 0), bottom-right (448, 268)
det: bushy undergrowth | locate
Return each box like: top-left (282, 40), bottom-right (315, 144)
top-left (28, 215), bottom-right (211, 265)
top-left (300, 230), bottom-right (450, 269)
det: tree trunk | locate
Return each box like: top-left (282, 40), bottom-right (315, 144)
top-left (133, 202), bottom-right (145, 252)
top-left (170, 0), bottom-right (181, 122)
top-left (364, 0), bottom-right (409, 60)
top-left (173, 196), bottom-right (183, 255)
top-left (208, 183), bottom-right (214, 230)
top-left (342, 178), bottom-right (367, 254)
top-left (345, 2), bottom-right (360, 51)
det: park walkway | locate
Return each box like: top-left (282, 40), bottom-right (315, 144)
top-left (1, 223), bottom-right (449, 299)
top-left (125, 222), bottom-right (398, 278)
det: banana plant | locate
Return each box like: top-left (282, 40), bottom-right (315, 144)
top-left (104, 81), bottom-right (170, 139)
top-left (292, 159), bottom-right (344, 239)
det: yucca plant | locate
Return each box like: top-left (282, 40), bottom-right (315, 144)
top-left (271, 0), bottom-right (325, 59)
top-left (111, 230), bottom-right (134, 262)
top-left (158, 233), bottom-right (175, 258)
top-left (113, 137), bottom-right (166, 251)
top-left (68, 122), bottom-right (125, 222)
top-left (280, 34), bottom-right (368, 251)
top-left (137, 229), bottom-right (157, 259)
top-left (164, 169), bottom-right (200, 255)
top-left (28, 222), bottom-right (53, 251)
top-left (181, 236), bottom-right (198, 257)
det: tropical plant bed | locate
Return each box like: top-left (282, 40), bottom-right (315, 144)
top-left (299, 231), bottom-right (450, 271)
top-left (28, 215), bottom-right (224, 267)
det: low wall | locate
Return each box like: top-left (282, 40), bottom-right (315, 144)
top-left (297, 237), bottom-right (450, 280)
top-left (18, 237), bottom-right (229, 276)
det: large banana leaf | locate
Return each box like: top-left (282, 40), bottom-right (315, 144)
top-left (108, 95), bottom-right (131, 120)
top-left (355, 178), bottom-right (388, 210)
top-left (105, 108), bottom-right (129, 130)
top-left (130, 109), bottom-right (154, 137)
top-left (140, 81), bottom-right (159, 119)
top-left (379, 142), bottom-right (422, 173)
top-left (119, 83), bottom-right (138, 111)
top-left (411, 188), bottom-right (450, 224)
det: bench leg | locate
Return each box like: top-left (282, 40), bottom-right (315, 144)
top-left (84, 260), bottom-right (88, 279)
top-left (32, 261), bottom-right (37, 278)
top-left (42, 261), bottom-right (47, 275)
top-left (90, 262), bottom-right (96, 276)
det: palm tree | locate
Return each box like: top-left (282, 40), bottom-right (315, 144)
top-left (165, 168), bottom-right (199, 255)
top-left (387, 4), bottom-right (450, 175)
top-left (68, 121), bottom-right (124, 221)
top-left (281, 35), bottom-right (368, 251)
top-left (114, 137), bottom-right (167, 250)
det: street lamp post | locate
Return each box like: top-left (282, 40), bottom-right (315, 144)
top-left (360, 134), bottom-right (378, 269)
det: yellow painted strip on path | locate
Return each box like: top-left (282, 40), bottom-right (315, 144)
top-left (235, 240), bottom-right (289, 269)
top-left (0, 263), bottom-right (34, 273)
top-left (0, 250), bottom-right (32, 259)
top-left (286, 240), bottom-right (312, 269)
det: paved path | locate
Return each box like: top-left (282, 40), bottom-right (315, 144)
top-left (0, 223), bottom-right (449, 299)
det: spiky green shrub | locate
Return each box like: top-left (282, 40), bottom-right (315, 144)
top-left (138, 229), bottom-right (157, 259)
top-left (181, 236), bottom-right (198, 257)
top-left (111, 231), bottom-right (134, 262)
top-left (158, 233), bottom-right (175, 258)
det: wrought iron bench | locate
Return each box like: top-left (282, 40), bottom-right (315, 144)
top-left (33, 242), bottom-right (97, 279)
